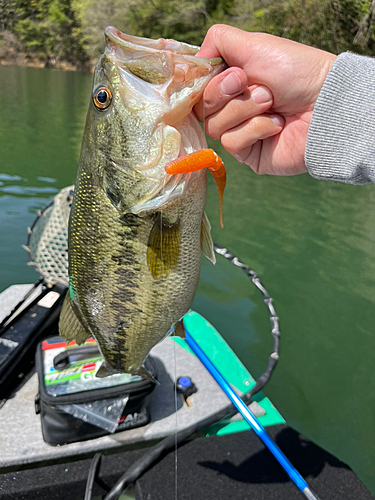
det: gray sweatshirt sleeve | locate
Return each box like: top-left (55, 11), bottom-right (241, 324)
top-left (305, 52), bottom-right (375, 184)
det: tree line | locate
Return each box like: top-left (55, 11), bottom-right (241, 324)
top-left (0, 0), bottom-right (374, 69)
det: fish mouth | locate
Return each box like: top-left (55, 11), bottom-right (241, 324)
top-left (104, 26), bottom-right (224, 69)
top-left (105, 26), bottom-right (200, 55)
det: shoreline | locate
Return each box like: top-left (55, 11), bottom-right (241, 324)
top-left (0, 56), bottom-right (94, 72)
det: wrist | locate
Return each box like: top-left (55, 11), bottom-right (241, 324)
top-left (306, 52), bottom-right (375, 184)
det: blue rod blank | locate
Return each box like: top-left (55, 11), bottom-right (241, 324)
top-left (184, 327), bottom-right (320, 499)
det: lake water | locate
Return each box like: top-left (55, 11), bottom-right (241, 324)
top-left (1, 64), bottom-right (374, 494)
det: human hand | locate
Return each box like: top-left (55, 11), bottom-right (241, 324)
top-left (195, 25), bottom-right (337, 176)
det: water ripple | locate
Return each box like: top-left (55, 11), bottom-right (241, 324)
top-left (36, 176), bottom-right (57, 183)
top-left (0, 173), bottom-right (26, 181)
top-left (0, 185), bottom-right (59, 195)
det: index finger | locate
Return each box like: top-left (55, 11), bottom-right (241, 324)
top-left (194, 67), bottom-right (248, 122)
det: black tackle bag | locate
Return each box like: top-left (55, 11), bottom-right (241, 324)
top-left (34, 336), bottom-right (157, 446)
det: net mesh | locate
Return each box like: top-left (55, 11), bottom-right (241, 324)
top-left (26, 186), bottom-right (73, 286)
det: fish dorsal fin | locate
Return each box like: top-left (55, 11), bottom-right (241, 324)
top-left (201, 212), bottom-right (216, 264)
top-left (147, 212), bottom-right (181, 280)
top-left (59, 293), bottom-right (91, 346)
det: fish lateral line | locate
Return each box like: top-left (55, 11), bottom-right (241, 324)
top-left (164, 149), bottom-right (226, 228)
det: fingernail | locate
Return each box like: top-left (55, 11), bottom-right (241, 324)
top-left (251, 86), bottom-right (272, 104)
top-left (220, 73), bottom-right (242, 96)
top-left (270, 115), bottom-right (284, 127)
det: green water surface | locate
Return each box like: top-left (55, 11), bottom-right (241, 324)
top-left (0, 65), bottom-right (374, 494)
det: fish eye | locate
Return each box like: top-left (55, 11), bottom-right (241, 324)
top-left (93, 86), bottom-right (112, 110)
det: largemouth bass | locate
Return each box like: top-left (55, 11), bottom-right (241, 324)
top-left (59, 27), bottom-right (226, 380)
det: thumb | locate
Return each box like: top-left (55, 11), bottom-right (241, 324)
top-left (197, 25), bottom-right (260, 69)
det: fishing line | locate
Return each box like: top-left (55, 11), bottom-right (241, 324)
top-left (202, 90), bottom-right (207, 140)
top-left (159, 173), bottom-right (179, 500)
top-left (173, 325), bottom-right (178, 500)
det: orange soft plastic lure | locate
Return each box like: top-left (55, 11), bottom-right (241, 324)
top-left (165, 149), bottom-right (226, 228)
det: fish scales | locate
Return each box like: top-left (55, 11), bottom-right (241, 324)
top-left (59, 27), bottom-right (226, 378)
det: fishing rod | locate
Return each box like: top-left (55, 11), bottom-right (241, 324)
top-left (184, 327), bottom-right (322, 500)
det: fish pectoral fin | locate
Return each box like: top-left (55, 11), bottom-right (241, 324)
top-left (201, 212), bottom-right (216, 265)
top-left (59, 293), bottom-right (91, 346)
top-left (147, 212), bottom-right (181, 280)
